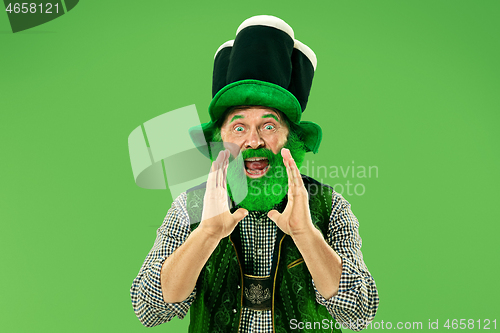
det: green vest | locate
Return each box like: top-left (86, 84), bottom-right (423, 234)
top-left (186, 175), bottom-right (342, 333)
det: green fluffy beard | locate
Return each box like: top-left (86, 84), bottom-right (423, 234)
top-left (221, 130), bottom-right (306, 212)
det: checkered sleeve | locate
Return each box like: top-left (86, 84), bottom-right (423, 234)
top-left (130, 192), bottom-right (196, 327)
top-left (313, 191), bottom-right (379, 332)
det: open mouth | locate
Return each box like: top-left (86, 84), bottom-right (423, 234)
top-left (244, 157), bottom-right (270, 178)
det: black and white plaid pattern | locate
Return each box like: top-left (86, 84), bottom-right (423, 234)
top-left (130, 190), bottom-right (379, 332)
top-left (239, 210), bottom-right (277, 276)
top-left (237, 210), bottom-right (277, 332)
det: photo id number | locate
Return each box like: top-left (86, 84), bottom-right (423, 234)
top-left (443, 319), bottom-right (497, 330)
top-left (6, 3), bottom-right (60, 14)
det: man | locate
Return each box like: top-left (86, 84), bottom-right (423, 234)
top-left (131, 15), bottom-right (379, 332)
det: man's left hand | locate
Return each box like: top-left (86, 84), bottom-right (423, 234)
top-left (268, 148), bottom-right (314, 239)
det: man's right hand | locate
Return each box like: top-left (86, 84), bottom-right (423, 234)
top-left (199, 149), bottom-right (248, 240)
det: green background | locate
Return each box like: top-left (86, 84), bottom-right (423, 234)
top-left (1, 0), bottom-right (499, 332)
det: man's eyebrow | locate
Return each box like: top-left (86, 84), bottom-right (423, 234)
top-left (229, 115), bottom-right (245, 123)
top-left (262, 114), bottom-right (279, 122)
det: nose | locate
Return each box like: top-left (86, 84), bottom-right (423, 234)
top-left (244, 128), bottom-right (265, 150)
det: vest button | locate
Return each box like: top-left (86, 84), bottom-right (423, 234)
top-left (237, 285), bottom-right (241, 289)
top-left (232, 309), bottom-right (237, 314)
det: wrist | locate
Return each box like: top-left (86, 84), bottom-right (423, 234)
top-left (195, 223), bottom-right (225, 244)
top-left (291, 225), bottom-right (322, 247)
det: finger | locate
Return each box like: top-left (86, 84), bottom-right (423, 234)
top-left (283, 148), bottom-right (303, 188)
top-left (267, 209), bottom-right (281, 223)
top-left (287, 162), bottom-right (293, 194)
top-left (282, 148), bottom-right (298, 188)
top-left (281, 147), bottom-right (293, 164)
top-left (222, 150), bottom-right (229, 189)
top-left (282, 148), bottom-right (292, 174)
top-left (207, 159), bottom-right (218, 190)
top-left (232, 208), bottom-right (248, 223)
top-left (217, 159), bottom-right (223, 188)
top-left (283, 150), bottom-right (293, 189)
top-left (291, 159), bottom-right (304, 188)
top-left (287, 173), bottom-right (293, 202)
top-left (282, 151), bottom-right (296, 205)
top-left (290, 154), bottom-right (304, 187)
top-left (222, 150), bottom-right (229, 185)
top-left (282, 155), bottom-right (293, 203)
top-left (216, 150), bottom-right (225, 187)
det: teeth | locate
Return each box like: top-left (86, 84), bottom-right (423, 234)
top-left (244, 157), bottom-right (267, 162)
top-left (246, 165), bottom-right (270, 175)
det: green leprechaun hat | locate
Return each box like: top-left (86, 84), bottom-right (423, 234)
top-left (189, 15), bottom-right (322, 158)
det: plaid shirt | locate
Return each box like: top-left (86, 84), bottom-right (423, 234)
top-left (130, 189), bottom-right (379, 332)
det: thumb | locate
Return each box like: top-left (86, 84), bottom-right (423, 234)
top-left (267, 209), bottom-right (281, 223)
top-left (232, 208), bottom-right (248, 223)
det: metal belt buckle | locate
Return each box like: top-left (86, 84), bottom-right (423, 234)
top-left (243, 274), bottom-right (272, 311)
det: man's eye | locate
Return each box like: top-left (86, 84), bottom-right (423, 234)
top-left (235, 126), bottom-right (244, 132)
top-left (264, 124), bottom-right (275, 130)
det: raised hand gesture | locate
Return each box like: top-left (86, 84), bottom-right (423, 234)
top-left (268, 148), bottom-right (314, 239)
top-left (199, 150), bottom-right (248, 240)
